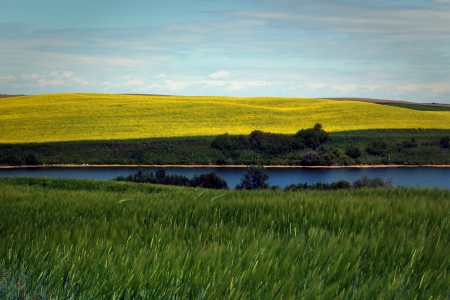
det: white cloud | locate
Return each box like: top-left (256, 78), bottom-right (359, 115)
top-left (38, 79), bottom-right (64, 86)
top-left (200, 80), bottom-right (226, 87)
top-left (165, 80), bottom-right (189, 90)
top-left (209, 70), bottom-right (230, 79)
top-left (21, 73), bottom-right (39, 80)
top-left (308, 83), bottom-right (325, 89)
top-left (367, 85), bottom-right (382, 91)
top-left (229, 80), bottom-right (270, 91)
top-left (0, 75), bottom-right (15, 81)
top-left (1, 2), bottom-right (449, 103)
top-left (395, 84), bottom-right (421, 92)
top-left (428, 82), bottom-right (450, 93)
top-left (102, 78), bottom-right (143, 87)
top-left (124, 79), bottom-right (144, 86)
top-left (70, 77), bottom-right (89, 85)
top-left (62, 71), bottom-right (74, 78)
top-left (331, 84), bottom-right (358, 92)
top-left (149, 83), bottom-right (162, 89)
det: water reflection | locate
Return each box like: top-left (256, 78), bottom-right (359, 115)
top-left (0, 166), bottom-right (449, 189)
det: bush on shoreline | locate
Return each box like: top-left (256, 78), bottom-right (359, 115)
top-left (115, 166), bottom-right (394, 191)
top-left (114, 167), bottom-right (229, 190)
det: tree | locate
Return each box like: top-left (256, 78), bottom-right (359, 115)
top-left (441, 136), bottom-right (450, 149)
top-left (366, 138), bottom-right (387, 155)
top-left (301, 151), bottom-right (318, 166)
top-left (23, 151), bottom-right (39, 165)
top-left (235, 165), bottom-right (270, 190)
top-left (346, 145), bottom-right (361, 159)
top-left (352, 175), bottom-right (392, 188)
top-left (191, 172), bottom-right (229, 189)
top-left (211, 133), bottom-right (232, 150)
top-left (155, 167), bottom-right (166, 182)
top-left (294, 123), bottom-right (328, 149)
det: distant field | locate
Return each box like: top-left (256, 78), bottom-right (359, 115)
top-left (1, 93), bottom-right (449, 143)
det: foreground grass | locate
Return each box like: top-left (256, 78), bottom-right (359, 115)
top-left (1, 93), bottom-right (450, 143)
top-left (0, 177), bottom-right (449, 299)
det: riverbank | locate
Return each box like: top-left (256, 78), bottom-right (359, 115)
top-left (1, 129), bottom-right (449, 166)
top-left (2, 164), bottom-right (450, 189)
top-left (2, 163), bottom-right (450, 169)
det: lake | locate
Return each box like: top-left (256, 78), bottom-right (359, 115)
top-left (0, 166), bottom-right (449, 189)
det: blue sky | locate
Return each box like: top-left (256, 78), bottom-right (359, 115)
top-left (1, 0), bottom-right (449, 103)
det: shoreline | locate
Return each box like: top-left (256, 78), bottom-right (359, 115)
top-left (1, 164), bottom-right (450, 169)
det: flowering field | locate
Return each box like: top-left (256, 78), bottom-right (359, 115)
top-left (1, 93), bottom-right (449, 143)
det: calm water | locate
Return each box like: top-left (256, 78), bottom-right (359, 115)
top-left (0, 166), bottom-right (449, 189)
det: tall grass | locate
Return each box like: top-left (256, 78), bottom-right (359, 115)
top-left (0, 177), bottom-right (449, 299)
top-left (2, 93), bottom-right (450, 143)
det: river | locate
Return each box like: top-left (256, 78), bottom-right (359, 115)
top-left (0, 166), bottom-right (449, 189)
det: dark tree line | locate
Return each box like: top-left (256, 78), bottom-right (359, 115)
top-left (114, 165), bottom-right (394, 191)
top-left (211, 125), bottom-right (450, 167)
top-left (237, 165), bottom-right (393, 191)
top-left (212, 123), bottom-right (329, 156)
top-left (114, 167), bottom-right (229, 189)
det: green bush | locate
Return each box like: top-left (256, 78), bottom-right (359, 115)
top-left (235, 165), bottom-right (270, 190)
top-left (345, 145), bottom-right (361, 158)
top-left (366, 138), bottom-right (388, 155)
top-left (301, 151), bottom-right (319, 166)
top-left (353, 175), bottom-right (393, 188)
top-left (294, 123), bottom-right (328, 149)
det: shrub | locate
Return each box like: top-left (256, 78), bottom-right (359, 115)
top-left (397, 138), bottom-right (419, 152)
top-left (215, 153), bottom-right (227, 165)
top-left (284, 180), bottom-right (351, 191)
top-left (346, 146), bottom-right (361, 159)
top-left (115, 168), bottom-right (228, 189)
top-left (294, 123), bottom-right (328, 149)
top-left (330, 180), bottom-right (352, 190)
top-left (22, 151), bottom-right (39, 165)
top-left (352, 175), bottom-right (393, 188)
top-left (321, 147), bottom-right (350, 165)
top-left (441, 136), bottom-right (450, 149)
top-left (301, 151), bottom-right (318, 166)
top-left (366, 138), bottom-right (387, 155)
top-left (212, 133), bottom-right (232, 150)
top-left (191, 173), bottom-right (229, 189)
top-left (0, 154), bottom-right (22, 166)
top-left (235, 165), bottom-right (270, 190)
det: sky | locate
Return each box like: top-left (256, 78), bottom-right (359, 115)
top-left (1, 0), bottom-right (449, 103)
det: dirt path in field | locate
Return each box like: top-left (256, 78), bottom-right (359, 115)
top-left (0, 94), bottom-right (25, 98)
top-left (321, 97), bottom-right (450, 108)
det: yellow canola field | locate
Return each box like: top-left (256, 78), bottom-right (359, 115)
top-left (1, 93), bottom-right (449, 143)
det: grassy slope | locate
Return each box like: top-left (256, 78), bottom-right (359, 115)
top-left (1, 129), bottom-right (449, 165)
top-left (0, 177), bottom-right (449, 299)
top-left (1, 93), bottom-right (450, 143)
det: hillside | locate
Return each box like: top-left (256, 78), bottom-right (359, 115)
top-left (1, 93), bottom-right (449, 143)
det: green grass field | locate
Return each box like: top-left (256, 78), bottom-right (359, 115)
top-left (1, 177), bottom-right (449, 299)
top-left (1, 93), bottom-right (449, 143)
